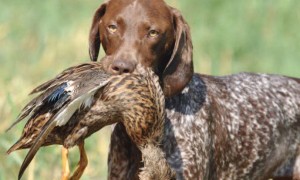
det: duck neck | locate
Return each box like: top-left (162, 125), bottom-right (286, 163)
top-left (122, 112), bottom-right (174, 179)
top-left (122, 107), bottom-right (164, 146)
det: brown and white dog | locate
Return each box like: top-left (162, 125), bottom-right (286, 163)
top-left (89, 0), bottom-right (300, 179)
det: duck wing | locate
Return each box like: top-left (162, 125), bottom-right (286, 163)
top-left (6, 83), bottom-right (71, 153)
top-left (6, 62), bottom-right (109, 131)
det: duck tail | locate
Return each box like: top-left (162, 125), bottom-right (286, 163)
top-left (18, 116), bottom-right (58, 180)
top-left (7, 138), bottom-right (24, 154)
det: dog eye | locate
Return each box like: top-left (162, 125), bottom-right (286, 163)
top-left (148, 30), bottom-right (159, 38)
top-left (108, 25), bottom-right (117, 33)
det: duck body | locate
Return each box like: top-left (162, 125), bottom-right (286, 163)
top-left (7, 63), bottom-right (172, 179)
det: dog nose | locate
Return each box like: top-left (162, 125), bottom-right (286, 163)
top-left (110, 60), bottom-right (135, 75)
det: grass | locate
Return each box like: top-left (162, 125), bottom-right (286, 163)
top-left (0, 0), bottom-right (299, 179)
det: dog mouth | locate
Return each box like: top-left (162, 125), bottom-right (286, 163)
top-left (99, 55), bottom-right (144, 74)
top-left (99, 55), bottom-right (165, 93)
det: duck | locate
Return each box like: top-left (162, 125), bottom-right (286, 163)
top-left (7, 62), bottom-right (173, 180)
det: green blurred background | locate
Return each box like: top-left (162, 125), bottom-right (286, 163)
top-left (1, 0), bottom-right (299, 179)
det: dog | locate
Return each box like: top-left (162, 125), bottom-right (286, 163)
top-left (88, 0), bottom-right (300, 179)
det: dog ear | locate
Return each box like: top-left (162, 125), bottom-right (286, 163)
top-left (162, 7), bottom-right (194, 97)
top-left (89, 3), bottom-right (107, 61)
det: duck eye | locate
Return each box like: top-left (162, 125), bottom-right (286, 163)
top-left (108, 25), bottom-right (117, 33)
top-left (148, 30), bottom-right (159, 38)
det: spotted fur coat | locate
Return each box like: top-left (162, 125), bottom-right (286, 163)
top-left (108, 73), bottom-right (300, 180)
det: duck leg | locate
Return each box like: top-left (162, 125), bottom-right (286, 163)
top-left (70, 141), bottom-right (88, 180)
top-left (61, 146), bottom-right (70, 180)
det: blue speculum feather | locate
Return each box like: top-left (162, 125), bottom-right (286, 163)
top-left (47, 83), bottom-right (69, 103)
top-left (53, 91), bottom-right (70, 107)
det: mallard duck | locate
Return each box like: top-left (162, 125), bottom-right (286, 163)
top-left (7, 63), bottom-right (172, 179)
